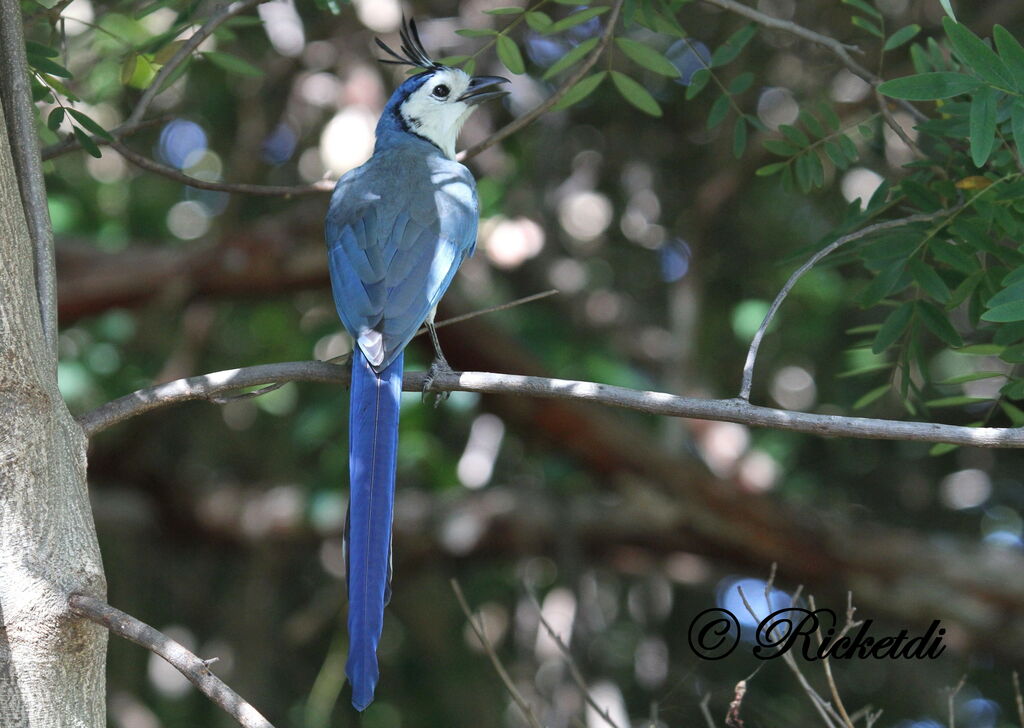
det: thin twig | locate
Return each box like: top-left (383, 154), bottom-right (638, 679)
top-left (808, 595), bottom-right (855, 728)
top-left (450, 579), bottom-right (544, 728)
top-left (700, 0), bottom-right (927, 136)
top-left (417, 289), bottom-right (559, 335)
top-left (458, 0), bottom-right (625, 163)
top-left (1013, 671), bottom-right (1024, 728)
top-left (526, 589), bottom-right (621, 728)
top-left (739, 210), bottom-right (951, 400)
top-left (77, 359), bottom-right (1024, 446)
top-left (700, 693), bottom-right (717, 728)
top-left (68, 594), bottom-right (275, 728)
top-left (110, 139), bottom-right (333, 196)
top-left (0, 0), bottom-right (58, 359)
top-left (699, 0), bottom-right (872, 81)
top-left (947, 675), bottom-right (966, 728)
top-left (41, 114), bottom-right (171, 161)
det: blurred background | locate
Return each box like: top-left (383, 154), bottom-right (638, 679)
top-left (27, 0), bottom-right (1024, 725)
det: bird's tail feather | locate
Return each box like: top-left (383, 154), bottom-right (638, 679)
top-left (345, 348), bottom-right (403, 711)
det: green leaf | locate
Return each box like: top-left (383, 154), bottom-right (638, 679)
top-left (930, 443), bottom-right (960, 456)
top-left (729, 71), bottom-right (754, 95)
top-left (799, 110), bottom-right (825, 138)
top-left (66, 109), bottom-right (114, 141)
top-left (733, 117), bottom-right (747, 158)
top-left (707, 93), bottom-right (730, 129)
top-left (943, 18), bottom-right (1016, 90)
top-left (842, 0), bottom-right (882, 19)
top-left (202, 51), bottom-right (262, 76)
top-left (29, 56), bottom-right (73, 78)
top-left (824, 140), bottom-right (850, 170)
top-left (1012, 101), bottom-right (1024, 161)
top-left (854, 384), bottom-right (890, 409)
top-left (982, 301), bottom-right (1024, 322)
top-left (552, 71), bottom-right (606, 110)
top-left (496, 35), bottom-right (526, 74)
top-left (969, 86), bottom-right (998, 167)
top-left (484, 7), bottom-right (523, 14)
top-left (455, 29), bottom-right (499, 37)
top-left (1002, 380), bottom-right (1024, 402)
top-left (917, 300), bottom-right (963, 346)
top-left (525, 11), bottom-right (553, 30)
top-left (436, 55), bottom-right (471, 66)
top-left (994, 25), bottom-right (1024, 91)
top-left (25, 41), bottom-right (58, 58)
top-left (544, 6), bottom-right (609, 34)
top-left (779, 124), bottom-right (809, 147)
top-left (710, 24), bottom-right (756, 68)
top-left (908, 260), bottom-right (951, 303)
top-left (926, 395), bottom-right (990, 407)
top-left (46, 107), bottom-right (64, 132)
top-left (1000, 400), bottom-right (1024, 423)
top-left (838, 134), bottom-right (859, 162)
top-left (73, 125), bottom-right (101, 158)
top-left (615, 38), bottom-right (679, 77)
top-left (878, 72), bottom-right (981, 100)
top-left (955, 344), bottom-right (1004, 355)
top-left (938, 371), bottom-right (1005, 385)
top-left (859, 262), bottom-right (905, 307)
top-left (755, 161), bottom-right (787, 176)
top-left (851, 16), bottom-right (884, 39)
top-left (939, 0), bottom-right (956, 21)
top-left (685, 69), bottom-right (711, 99)
top-left (761, 140), bottom-right (798, 157)
top-left (872, 302), bottom-right (914, 354)
top-left (986, 280), bottom-right (1024, 309)
top-left (611, 71), bottom-right (662, 116)
top-left (542, 37), bottom-right (597, 79)
top-left (884, 24), bottom-right (921, 52)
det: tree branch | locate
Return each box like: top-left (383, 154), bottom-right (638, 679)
top-left (109, 139), bottom-right (333, 196)
top-left (0, 0), bottom-right (58, 360)
top-left (457, 0), bottom-right (625, 163)
top-left (739, 210), bottom-right (950, 401)
top-left (700, 0), bottom-right (870, 81)
top-left (77, 359), bottom-right (1024, 447)
top-left (700, 0), bottom-right (927, 126)
top-left (68, 594), bottom-right (276, 728)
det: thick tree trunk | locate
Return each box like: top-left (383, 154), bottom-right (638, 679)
top-left (0, 94), bottom-right (107, 724)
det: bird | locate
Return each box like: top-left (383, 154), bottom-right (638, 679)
top-left (324, 17), bottom-right (509, 711)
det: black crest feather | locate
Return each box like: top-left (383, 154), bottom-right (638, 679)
top-left (375, 16), bottom-right (441, 70)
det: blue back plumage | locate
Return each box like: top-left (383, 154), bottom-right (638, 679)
top-left (326, 65), bottom-right (480, 711)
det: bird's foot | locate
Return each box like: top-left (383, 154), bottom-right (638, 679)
top-left (422, 357), bottom-right (454, 408)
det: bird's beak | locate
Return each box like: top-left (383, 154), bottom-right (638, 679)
top-left (457, 75), bottom-right (510, 105)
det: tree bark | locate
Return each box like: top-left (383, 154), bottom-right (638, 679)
top-left (0, 90), bottom-right (107, 725)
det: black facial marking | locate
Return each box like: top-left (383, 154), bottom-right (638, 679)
top-left (407, 116), bottom-right (422, 129)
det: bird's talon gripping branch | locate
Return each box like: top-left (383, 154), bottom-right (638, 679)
top-left (422, 357), bottom-right (454, 407)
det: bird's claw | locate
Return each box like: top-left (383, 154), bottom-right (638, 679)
top-left (422, 357), bottom-right (454, 407)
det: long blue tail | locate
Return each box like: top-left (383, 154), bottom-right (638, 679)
top-left (345, 348), bottom-right (403, 711)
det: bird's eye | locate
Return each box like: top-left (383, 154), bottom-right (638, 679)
top-left (432, 84), bottom-right (450, 99)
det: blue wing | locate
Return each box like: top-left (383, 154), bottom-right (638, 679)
top-left (326, 143), bottom-right (478, 370)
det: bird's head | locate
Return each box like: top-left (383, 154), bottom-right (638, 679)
top-left (376, 18), bottom-right (509, 159)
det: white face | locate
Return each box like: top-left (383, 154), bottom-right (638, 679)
top-left (399, 68), bottom-right (476, 160)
